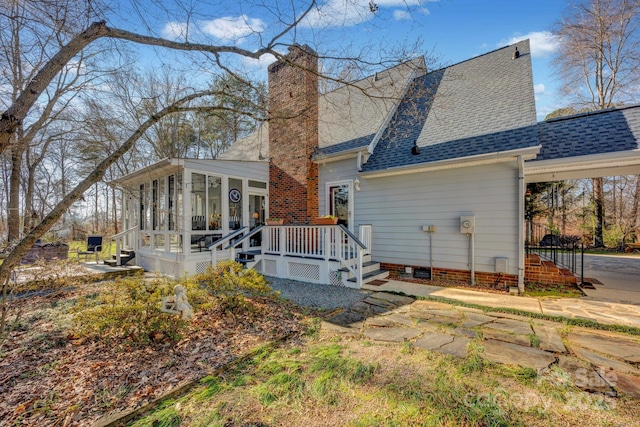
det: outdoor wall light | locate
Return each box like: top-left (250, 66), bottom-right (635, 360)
top-left (354, 177), bottom-right (361, 191)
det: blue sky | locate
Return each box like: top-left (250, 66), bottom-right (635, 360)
top-left (115, 0), bottom-right (570, 121)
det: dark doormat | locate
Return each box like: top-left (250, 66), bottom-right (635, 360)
top-left (367, 279), bottom-right (388, 287)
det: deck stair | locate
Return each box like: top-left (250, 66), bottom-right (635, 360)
top-left (104, 249), bottom-right (136, 267)
top-left (340, 255), bottom-right (389, 285)
top-left (235, 250), bottom-right (262, 268)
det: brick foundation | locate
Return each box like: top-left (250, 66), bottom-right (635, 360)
top-left (268, 45), bottom-right (319, 224)
top-left (380, 263), bottom-right (519, 287)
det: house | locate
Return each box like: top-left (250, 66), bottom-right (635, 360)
top-left (112, 40), bottom-right (640, 291)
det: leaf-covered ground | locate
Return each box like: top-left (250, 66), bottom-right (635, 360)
top-left (0, 283), bottom-right (308, 426)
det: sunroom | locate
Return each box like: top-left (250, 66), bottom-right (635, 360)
top-left (112, 158), bottom-right (269, 277)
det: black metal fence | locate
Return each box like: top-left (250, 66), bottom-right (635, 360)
top-left (525, 222), bottom-right (583, 282)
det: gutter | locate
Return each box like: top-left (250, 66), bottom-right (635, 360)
top-left (360, 145), bottom-right (541, 179)
top-left (525, 149), bottom-right (640, 177)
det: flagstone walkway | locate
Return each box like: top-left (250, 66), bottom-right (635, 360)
top-left (323, 292), bottom-right (640, 399)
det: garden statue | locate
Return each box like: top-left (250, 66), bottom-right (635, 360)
top-left (161, 284), bottom-right (194, 319)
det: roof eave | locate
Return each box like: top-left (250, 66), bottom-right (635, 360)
top-left (360, 146), bottom-right (541, 178)
top-left (525, 149), bottom-right (640, 182)
top-left (313, 147), bottom-right (365, 163)
top-left (110, 158), bottom-right (184, 186)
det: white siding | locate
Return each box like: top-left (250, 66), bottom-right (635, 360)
top-left (320, 159), bottom-right (520, 276)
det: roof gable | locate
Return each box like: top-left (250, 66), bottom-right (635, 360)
top-left (362, 40), bottom-right (538, 172)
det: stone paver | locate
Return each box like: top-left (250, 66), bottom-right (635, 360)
top-left (326, 311), bottom-right (364, 327)
top-left (428, 315), bottom-right (461, 326)
top-left (612, 371), bottom-right (640, 399)
top-left (420, 309), bottom-right (463, 319)
top-left (413, 331), bottom-right (454, 350)
top-left (363, 296), bottom-right (396, 309)
top-left (452, 328), bottom-right (479, 339)
top-left (482, 340), bottom-right (556, 369)
top-left (324, 290), bottom-right (640, 390)
top-left (532, 325), bottom-right (566, 353)
top-left (363, 327), bottom-right (422, 342)
top-left (438, 336), bottom-right (471, 357)
top-left (384, 313), bottom-right (418, 327)
top-left (567, 332), bottom-right (640, 363)
top-left (482, 328), bottom-right (531, 347)
top-left (570, 346), bottom-right (640, 375)
top-left (461, 313), bottom-right (495, 328)
top-left (411, 300), bottom-right (453, 311)
top-left (556, 355), bottom-right (615, 395)
top-left (407, 311), bottom-right (434, 321)
top-left (369, 292), bottom-right (415, 306)
top-left (365, 317), bottom-right (395, 327)
top-left (483, 318), bottom-right (533, 335)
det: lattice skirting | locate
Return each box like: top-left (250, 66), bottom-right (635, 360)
top-left (329, 271), bottom-right (345, 287)
top-left (195, 261), bottom-right (212, 274)
top-left (288, 262), bottom-right (320, 281)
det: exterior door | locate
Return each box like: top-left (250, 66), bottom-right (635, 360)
top-left (327, 181), bottom-right (353, 231)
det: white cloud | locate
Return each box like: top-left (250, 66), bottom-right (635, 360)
top-left (393, 10), bottom-right (411, 20)
top-left (162, 21), bottom-right (190, 40)
top-left (201, 15), bottom-right (265, 43)
top-left (534, 83), bottom-right (545, 95)
top-left (302, 0), bottom-right (371, 28)
top-left (242, 53), bottom-right (277, 68)
top-left (501, 31), bottom-right (560, 58)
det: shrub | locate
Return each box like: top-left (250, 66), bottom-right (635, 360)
top-left (71, 275), bottom-right (201, 345)
top-left (195, 260), bottom-right (276, 312)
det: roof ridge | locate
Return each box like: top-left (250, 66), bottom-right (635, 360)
top-left (424, 39), bottom-right (530, 76)
top-left (543, 103), bottom-right (640, 123)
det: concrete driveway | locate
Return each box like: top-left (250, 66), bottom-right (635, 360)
top-left (578, 254), bottom-right (640, 305)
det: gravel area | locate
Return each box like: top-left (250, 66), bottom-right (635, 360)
top-left (265, 276), bottom-right (372, 309)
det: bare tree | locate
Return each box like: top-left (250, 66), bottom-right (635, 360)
top-left (554, 0), bottom-right (640, 246)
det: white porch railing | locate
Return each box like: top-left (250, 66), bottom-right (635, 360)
top-left (359, 224), bottom-right (372, 256)
top-left (112, 225), bottom-right (139, 266)
top-left (263, 224), bottom-right (367, 286)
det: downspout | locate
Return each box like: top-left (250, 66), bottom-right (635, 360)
top-left (518, 155), bottom-right (525, 293)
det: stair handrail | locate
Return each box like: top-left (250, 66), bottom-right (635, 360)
top-left (208, 227), bottom-right (248, 266)
top-left (111, 225), bottom-right (138, 266)
top-left (337, 224), bottom-right (366, 287)
top-left (224, 225), bottom-right (264, 261)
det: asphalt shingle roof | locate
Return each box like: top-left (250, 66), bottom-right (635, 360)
top-left (532, 106), bottom-right (640, 162)
top-left (363, 40), bottom-right (538, 172)
top-left (314, 133), bottom-right (374, 158)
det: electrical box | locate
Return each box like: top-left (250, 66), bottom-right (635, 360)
top-left (422, 225), bottom-right (436, 232)
top-left (495, 257), bottom-right (508, 273)
top-left (460, 216), bottom-right (475, 234)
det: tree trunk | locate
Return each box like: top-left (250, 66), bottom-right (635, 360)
top-left (593, 177), bottom-right (605, 247)
top-left (7, 144), bottom-right (23, 242)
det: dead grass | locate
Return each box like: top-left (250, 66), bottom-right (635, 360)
top-left (131, 328), bottom-right (640, 427)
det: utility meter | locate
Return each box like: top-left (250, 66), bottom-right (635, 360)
top-left (460, 216), bottom-right (476, 234)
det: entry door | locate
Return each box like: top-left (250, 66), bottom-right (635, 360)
top-left (327, 181), bottom-right (353, 231)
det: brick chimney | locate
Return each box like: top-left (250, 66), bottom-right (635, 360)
top-left (267, 45), bottom-right (319, 224)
